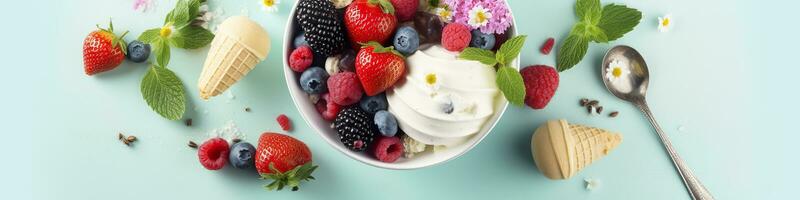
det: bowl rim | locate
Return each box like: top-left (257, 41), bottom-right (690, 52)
top-left (282, 0), bottom-right (520, 170)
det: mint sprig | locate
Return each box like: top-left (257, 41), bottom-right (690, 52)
top-left (556, 0), bottom-right (641, 72)
top-left (459, 35), bottom-right (528, 106)
top-left (141, 64), bottom-right (186, 120)
top-left (137, 0), bottom-right (214, 120)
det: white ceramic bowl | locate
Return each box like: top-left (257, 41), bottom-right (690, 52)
top-left (283, 1), bottom-right (519, 169)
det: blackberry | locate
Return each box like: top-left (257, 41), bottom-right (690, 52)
top-left (296, 0), bottom-right (345, 58)
top-left (334, 107), bottom-right (377, 151)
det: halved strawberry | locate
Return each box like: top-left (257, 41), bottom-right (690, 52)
top-left (83, 20), bottom-right (128, 76)
top-left (355, 42), bottom-right (406, 96)
top-left (344, 0), bottom-right (398, 48)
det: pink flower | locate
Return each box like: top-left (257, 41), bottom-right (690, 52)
top-left (133, 0), bottom-right (151, 12)
top-left (443, 0), bottom-right (513, 34)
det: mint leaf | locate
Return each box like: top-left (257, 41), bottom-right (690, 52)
top-left (166, 0), bottom-right (191, 26)
top-left (576, 0), bottom-right (601, 24)
top-left (152, 39), bottom-right (171, 67)
top-left (141, 65), bottom-right (186, 120)
top-left (598, 4), bottom-right (642, 41)
top-left (556, 34), bottom-right (589, 72)
top-left (173, 25), bottom-right (214, 49)
top-left (496, 35), bottom-right (527, 66)
top-left (138, 28), bottom-right (161, 43)
top-left (187, 0), bottom-right (204, 19)
top-left (459, 48), bottom-right (497, 66)
top-left (496, 66), bottom-right (526, 105)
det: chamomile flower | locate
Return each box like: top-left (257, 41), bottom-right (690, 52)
top-left (658, 14), bottom-right (672, 32)
top-left (435, 6), bottom-right (453, 22)
top-left (605, 59), bottom-right (630, 84)
top-left (424, 72), bottom-right (441, 95)
top-left (467, 5), bottom-right (493, 28)
top-left (259, 0), bottom-right (280, 13)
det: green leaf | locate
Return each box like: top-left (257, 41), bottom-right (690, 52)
top-left (496, 66), bottom-right (526, 106)
top-left (459, 48), bottom-right (497, 66)
top-left (166, 0), bottom-right (191, 26)
top-left (597, 4), bottom-right (642, 41)
top-left (427, 0), bottom-right (440, 8)
top-left (495, 35), bottom-right (527, 66)
top-left (370, 0), bottom-right (395, 14)
top-left (172, 25), bottom-right (214, 49)
top-left (138, 28), bottom-right (161, 43)
top-left (556, 34), bottom-right (590, 72)
top-left (576, 0), bottom-right (601, 24)
top-left (141, 65), bottom-right (186, 120)
top-left (152, 39), bottom-right (171, 67)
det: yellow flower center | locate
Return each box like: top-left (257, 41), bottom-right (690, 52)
top-left (263, 0), bottom-right (275, 7)
top-left (661, 18), bottom-right (670, 27)
top-left (160, 25), bottom-right (173, 37)
top-left (425, 73), bottom-right (437, 85)
top-left (476, 11), bottom-right (487, 23)
top-left (612, 67), bottom-right (622, 77)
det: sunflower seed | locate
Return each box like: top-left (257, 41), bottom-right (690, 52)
top-left (596, 106), bottom-right (604, 114)
top-left (232, 138), bottom-right (242, 144)
top-left (587, 100), bottom-right (599, 107)
top-left (609, 111), bottom-right (619, 118)
top-left (126, 136), bottom-right (137, 142)
top-left (587, 106), bottom-right (594, 114)
top-left (580, 98), bottom-right (589, 106)
top-left (188, 141), bottom-right (198, 149)
top-left (245, 107), bottom-right (252, 112)
top-left (185, 118), bottom-right (193, 126)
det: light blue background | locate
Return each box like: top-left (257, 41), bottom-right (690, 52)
top-left (4, 0), bottom-right (798, 199)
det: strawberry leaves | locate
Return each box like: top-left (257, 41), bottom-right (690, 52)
top-left (459, 35), bottom-right (528, 106)
top-left (98, 20), bottom-right (129, 55)
top-left (136, 0), bottom-right (214, 120)
top-left (368, 0), bottom-right (395, 14)
top-left (260, 162), bottom-right (318, 191)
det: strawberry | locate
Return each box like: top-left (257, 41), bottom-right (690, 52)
top-left (355, 42), bottom-right (407, 96)
top-left (83, 20), bottom-right (129, 76)
top-left (344, 0), bottom-right (398, 48)
top-left (255, 132), bottom-right (317, 191)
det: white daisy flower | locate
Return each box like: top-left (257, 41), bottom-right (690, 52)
top-left (435, 6), bottom-right (453, 22)
top-left (424, 72), bottom-right (441, 95)
top-left (467, 5), bottom-right (493, 28)
top-left (259, 0), bottom-right (280, 13)
top-left (658, 14), bottom-right (672, 32)
top-left (605, 59), bottom-right (630, 84)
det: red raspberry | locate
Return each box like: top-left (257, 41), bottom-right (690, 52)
top-left (521, 65), bottom-right (559, 109)
top-left (289, 46), bottom-right (314, 72)
top-left (327, 72), bottom-right (363, 106)
top-left (390, 0), bottom-right (419, 22)
top-left (316, 94), bottom-right (342, 121)
top-left (197, 138), bottom-right (230, 170)
top-left (371, 136), bottom-right (404, 163)
top-left (441, 23), bottom-right (471, 52)
top-left (540, 37), bottom-right (555, 55)
top-left (277, 114), bottom-right (291, 131)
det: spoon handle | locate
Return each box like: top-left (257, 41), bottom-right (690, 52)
top-left (636, 102), bottom-right (714, 200)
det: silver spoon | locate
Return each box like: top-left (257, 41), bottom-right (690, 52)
top-left (601, 45), bottom-right (714, 200)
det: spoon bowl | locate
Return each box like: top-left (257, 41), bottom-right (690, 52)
top-left (601, 45), bottom-right (649, 103)
top-left (601, 45), bottom-right (715, 200)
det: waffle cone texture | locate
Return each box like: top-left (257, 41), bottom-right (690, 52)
top-left (531, 120), bottom-right (622, 180)
top-left (198, 16), bottom-right (270, 100)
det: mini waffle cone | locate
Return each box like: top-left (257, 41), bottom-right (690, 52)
top-left (198, 34), bottom-right (261, 100)
top-left (531, 120), bottom-right (622, 180)
top-left (568, 124), bottom-right (622, 174)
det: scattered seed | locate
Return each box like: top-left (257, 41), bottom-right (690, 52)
top-left (188, 141), bottom-right (198, 149)
top-left (185, 118), bottom-right (193, 126)
top-left (609, 111), bottom-right (619, 117)
top-left (587, 106), bottom-right (594, 114)
top-left (232, 138), bottom-right (242, 144)
top-left (245, 107), bottom-right (251, 112)
top-left (587, 100), bottom-right (599, 107)
top-left (118, 133), bottom-right (124, 140)
top-left (122, 139), bottom-right (131, 146)
top-left (580, 98), bottom-right (589, 106)
top-left (126, 135), bottom-right (137, 142)
top-left (596, 106), bottom-right (604, 114)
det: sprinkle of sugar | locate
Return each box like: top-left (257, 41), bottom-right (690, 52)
top-left (585, 178), bottom-right (599, 190)
top-left (207, 120), bottom-right (245, 143)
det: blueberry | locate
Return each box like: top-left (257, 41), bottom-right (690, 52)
top-left (393, 26), bottom-right (420, 55)
top-left (293, 32), bottom-right (308, 48)
top-left (299, 67), bottom-right (329, 94)
top-left (359, 93), bottom-right (388, 114)
top-left (374, 110), bottom-right (398, 137)
top-left (229, 142), bottom-right (256, 169)
top-left (469, 30), bottom-right (496, 50)
top-left (126, 40), bottom-right (151, 63)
